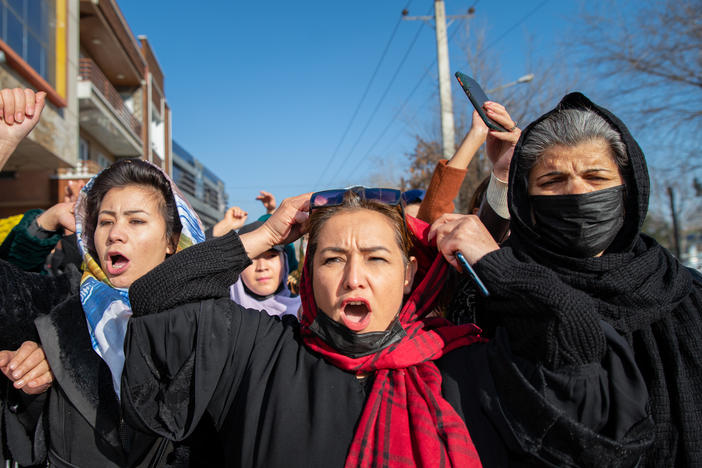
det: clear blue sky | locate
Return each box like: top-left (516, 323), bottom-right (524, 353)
top-left (117, 0), bottom-right (599, 219)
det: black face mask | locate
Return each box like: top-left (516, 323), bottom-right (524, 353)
top-left (309, 310), bottom-right (406, 358)
top-left (529, 185), bottom-right (626, 257)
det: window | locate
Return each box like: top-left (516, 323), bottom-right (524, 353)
top-left (95, 152), bottom-right (109, 169)
top-left (0, 0), bottom-right (55, 86)
top-left (79, 137), bottom-right (89, 162)
top-left (204, 186), bottom-right (219, 210)
top-left (173, 163), bottom-right (196, 197)
top-left (150, 107), bottom-right (164, 158)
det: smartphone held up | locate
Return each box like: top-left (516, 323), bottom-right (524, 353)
top-left (455, 72), bottom-right (508, 132)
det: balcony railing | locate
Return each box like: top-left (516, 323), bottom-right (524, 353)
top-left (56, 159), bottom-right (103, 178)
top-left (79, 58), bottom-right (142, 139)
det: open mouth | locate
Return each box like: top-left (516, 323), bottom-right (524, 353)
top-left (340, 299), bottom-right (372, 332)
top-left (106, 253), bottom-right (130, 275)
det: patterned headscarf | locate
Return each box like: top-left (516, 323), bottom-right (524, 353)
top-left (74, 160), bottom-right (205, 396)
top-left (299, 214), bottom-right (484, 468)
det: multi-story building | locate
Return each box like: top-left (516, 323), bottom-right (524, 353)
top-left (0, 0), bottom-right (79, 217)
top-left (0, 0), bottom-right (176, 217)
top-left (172, 140), bottom-right (227, 228)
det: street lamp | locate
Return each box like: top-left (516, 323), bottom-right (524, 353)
top-left (487, 73), bottom-right (535, 94)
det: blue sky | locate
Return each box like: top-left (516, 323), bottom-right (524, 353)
top-left (117, 0), bottom-right (597, 218)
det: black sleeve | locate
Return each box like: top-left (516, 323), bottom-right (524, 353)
top-left (474, 247), bottom-right (607, 370)
top-left (0, 379), bottom-right (48, 466)
top-left (485, 322), bottom-right (654, 466)
top-left (121, 298), bottom-right (294, 441)
top-left (0, 259), bottom-right (76, 349)
top-left (477, 198), bottom-right (510, 244)
top-left (442, 322), bottom-right (654, 467)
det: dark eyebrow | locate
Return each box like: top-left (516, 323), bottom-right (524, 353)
top-left (319, 246), bottom-right (392, 255)
top-left (98, 209), bottom-right (149, 216)
top-left (537, 168), bottom-right (614, 181)
top-left (581, 168), bottom-right (614, 174)
top-left (536, 171), bottom-right (565, 181)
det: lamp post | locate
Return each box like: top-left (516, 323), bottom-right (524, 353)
top-left (487, 73), bottom-right (535, 94)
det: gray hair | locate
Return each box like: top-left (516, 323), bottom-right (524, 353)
top-left (520, 108), bottom-right (628, 171)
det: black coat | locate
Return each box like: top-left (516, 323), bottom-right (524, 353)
top-left (0, 260), bottom-right (221, 467)
top-left (121, 232), bottom-right (653, 467)
top-left (473, 92), bottom-right (702, 466)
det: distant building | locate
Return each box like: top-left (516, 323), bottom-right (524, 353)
top-left (0, 0), bottom-right (172, 216)
top-left (171, 141), bottom-right (227, 228)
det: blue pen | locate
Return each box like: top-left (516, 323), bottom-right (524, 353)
top-left (455, 251), bottom-right (490, 297)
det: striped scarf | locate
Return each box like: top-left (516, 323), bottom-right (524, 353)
top-left (299, 215), bottom-right (484, 468)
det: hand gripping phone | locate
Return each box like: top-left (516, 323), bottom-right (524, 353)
top-left (455, 71), bottom-right (508, 132)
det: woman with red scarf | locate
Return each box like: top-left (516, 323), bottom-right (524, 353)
top-left (120, 188), bottom-right (652, 467)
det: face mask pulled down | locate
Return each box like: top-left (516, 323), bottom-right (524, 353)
top-left (529, 185), bottom-right (626, 257)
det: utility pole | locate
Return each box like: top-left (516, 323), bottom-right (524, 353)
top-left (667, 186), bottom-right (682, 258)
top-left (434, 0), bottom-right (454, 159)
top-left (403, 3), bottom-right (474, 159)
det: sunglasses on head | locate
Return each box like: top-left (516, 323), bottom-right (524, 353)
top-left (310, 187), bottom-right (403, 209)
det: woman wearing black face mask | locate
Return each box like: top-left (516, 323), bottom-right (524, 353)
top-left (432, 92), bottom-right (702, 466)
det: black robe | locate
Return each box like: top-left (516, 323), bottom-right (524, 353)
top-left (121, 231), bottom-right (653, 467)
top-left (472, 92), bottom-right (702, 466)
top-left (0, 260), bottom-right (223, 466)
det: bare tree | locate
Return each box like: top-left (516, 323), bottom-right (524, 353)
top-left (572, 0), bottom-right (702, 168)
top-left (570, 0), bottom-right (702, 242)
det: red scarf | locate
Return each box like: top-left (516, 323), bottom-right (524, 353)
top-left (300, 215), bottom-right (484, 468)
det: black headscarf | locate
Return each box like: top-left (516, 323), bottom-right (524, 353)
top-left (475, 92), bottom-right (702, 466)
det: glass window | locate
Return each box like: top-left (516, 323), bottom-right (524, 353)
top-left (26, 32), bottom-right (42, 75)
top-left (96, 152), bottom-right (110, 170)
top-left (6, 7), bottom-right (23, 53)
top-left (0, 0), bottom-right (54, 86)
top-left (7, 0), bottom-right (23, 18)
top-left (27, 0), bottom-right (45, 42)
top-left (79, 138), bottom-right (89, 162)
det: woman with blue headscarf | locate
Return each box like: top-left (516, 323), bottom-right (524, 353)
top-left (0, 89), bottom-right (216, 467)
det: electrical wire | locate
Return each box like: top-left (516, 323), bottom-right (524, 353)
top-left (313, 1), bottom-right (413, 189)
top-left (321, 4), bottom-right (433, 188)
top-left (339, 0), bottom-right (550, 184)
top-left (340, 9), bottom-right (466, 184)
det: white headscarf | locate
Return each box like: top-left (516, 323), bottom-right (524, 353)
top-left (230, 251), bottom-right (300, 318)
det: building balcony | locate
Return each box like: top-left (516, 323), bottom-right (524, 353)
top-left (55, 159), bottom-right (103, 180)
top-left (78, 57), bottom-right (142, 157)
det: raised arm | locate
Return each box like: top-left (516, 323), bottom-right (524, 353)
top-left (122, 194), bottom-right (312, 439)
top-left (416, 110), bottom-right (487, 224)
top-left (0, 202), bottom-right (75, 272)
top-left (210, 206), bottom-right (248, 238)
top-left (0, 88), bottom-right (46, 171)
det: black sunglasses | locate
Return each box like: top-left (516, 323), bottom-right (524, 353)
top-left (310, 187), bottom-right (403, 209)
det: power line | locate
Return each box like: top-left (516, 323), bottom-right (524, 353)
top-left (340, 11), bottom-right (467, 184)
top-left (342, 62), bottom-right (433, 184)
top-left (341, 0), bottom-right (549, 184)
top-left (481, 0), bottom-right (549, 55)
top-left (325, 4), bottom-right (432, 187)
top-left (313, 1), bottom-right (412, 189)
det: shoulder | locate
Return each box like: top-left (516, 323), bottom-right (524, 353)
top-left (687, 266), bottom-right (702, 286)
